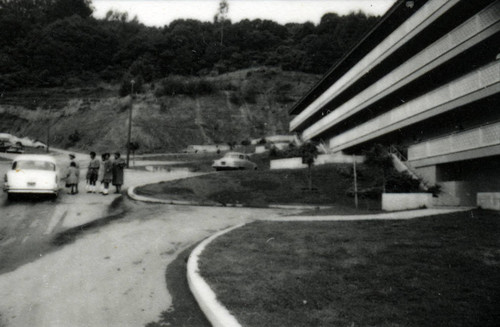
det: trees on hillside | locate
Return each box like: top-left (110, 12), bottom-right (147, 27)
top-left (0, 2), bottom-right (379, 90)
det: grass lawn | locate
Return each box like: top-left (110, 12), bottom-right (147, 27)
top-left (135, 164), bottom-right (381, 210)
top-left (199, 210), bottom-right (500, 327)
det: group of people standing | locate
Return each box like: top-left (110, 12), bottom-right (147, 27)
top-left (65, 152), bottom-right (127, 195)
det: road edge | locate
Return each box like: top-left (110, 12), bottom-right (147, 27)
top-left (127, 184), bottom-right (335, 209)
top-left (187, 224), bottom-right (246, 327)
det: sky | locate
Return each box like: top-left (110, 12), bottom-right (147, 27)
top-left (92, 0), bottom-right (396, 27)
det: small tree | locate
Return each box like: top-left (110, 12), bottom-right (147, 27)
top-left (67, 129), bottom-right (81, 147)
top-left (214, 0), bottom-right (229, 46)
top-left (299, 142), bottom-right (318, 191)
top-left (227, 141), bottom-right (236, 150)
top-left (128, 141), bottom-right (139, 166)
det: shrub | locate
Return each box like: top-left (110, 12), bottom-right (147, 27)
top-left (241, 82), bottom-right (258, 103)
top-left (268, 145), bottom-right (302, 159)
top-left (155, 77), bottom-right (217, 97)
top-left (385, 170), bottom-right (421, 193)
top-left (67, 129), bottom-right (81, 147)
top-left (229, 92), bottom-right (243, 105)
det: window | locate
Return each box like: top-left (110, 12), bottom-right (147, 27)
top-left (13, 160), bottom-right (56, 171)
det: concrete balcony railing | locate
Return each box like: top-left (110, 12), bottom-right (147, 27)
top-left (326, 60), bottom-right (500, 152)
top-left (297, 1), bottom-right (500, 138)
top-left (290, 0), bottom-right (460, 131)
top-left (408, 121), bottom-right (500, 161)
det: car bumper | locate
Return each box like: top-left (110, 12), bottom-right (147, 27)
top-left (4, 186), bottom-right (58, 195)
top-left (212, 164), bottom-right (240, 170)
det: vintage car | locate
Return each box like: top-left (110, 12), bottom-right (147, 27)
top-left (3, 154), bottom-right (60, 199)
top-left (5, 143), bottom-right (24, 153)
top-left (33, 141), bottom-right (47, 149)
top-left (212, 152), bottom-right (257, 171)
top-left (0, 141), bottom-right (11, 152)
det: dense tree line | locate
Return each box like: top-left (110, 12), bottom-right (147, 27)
top-left (0, 0), bottom-right (379, 91)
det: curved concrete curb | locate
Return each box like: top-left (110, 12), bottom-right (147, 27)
top-left (265, 207), bottom-right (474, 221)
top-left (128, 184), bottom-right (335, 210)
top-left (127, 185), bottom-right (211, 206)
top-left (187, 224), bottom-right (246, 327)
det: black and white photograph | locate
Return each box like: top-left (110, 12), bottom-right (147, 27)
top-left (0, 0), bottom-right (499, 326)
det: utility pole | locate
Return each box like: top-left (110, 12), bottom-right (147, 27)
top-left (46, 121), bottom-right (50, 153)
top-left (353, 154), bottom-right (358, 209)
top-left (126, 79), bottom-right (135, 168)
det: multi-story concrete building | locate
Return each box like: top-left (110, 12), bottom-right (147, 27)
top-left (289, 0), bottom-right (500, 206)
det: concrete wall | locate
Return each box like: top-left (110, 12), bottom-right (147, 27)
top-left (270, 153), bottom-right (364, 170)
top-left (316, 153), bottom-right (364, 165)
top-left (414, 165), bottom-right (438, 185)
top-left (382, 193), bottom-right (433, 211)
top-left (477, 193), bottom-right (500, 211)
top-left (433, 181), bottom-right (477, 207)
top-left (184, 145), bottom-right (230, 153)
top-left (255, 145), bottom-right (266, 154)
top-left (270, 157), bottom-right (307, 170)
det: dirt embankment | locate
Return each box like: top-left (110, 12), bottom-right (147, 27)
top-left (0, 68), bottom-right (319, 153)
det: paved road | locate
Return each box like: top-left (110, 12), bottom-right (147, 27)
top-left (0, 155), bottom-right (292, 327)
top-left (0, 157), bottom-right (122, 274)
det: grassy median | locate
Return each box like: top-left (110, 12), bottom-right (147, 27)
top-left (199, 210), bottom-right (500, 327)
top-left (135, 163), bottom-right (380, 210)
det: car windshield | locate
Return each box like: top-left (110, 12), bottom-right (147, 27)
top-left (226, 153), bottom-right (243, 159)
top-left (13, 160), bottom-right (56, 171)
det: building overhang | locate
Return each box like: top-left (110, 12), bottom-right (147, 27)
top-left (409, 144), bottom-right (500, 168)
top-left (288, 0), bottom-right (427, 116)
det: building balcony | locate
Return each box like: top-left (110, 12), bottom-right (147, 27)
top-left (294, 1), bottom-right (500, 136)
top-left (408, 120), bottom-right (500, 161)
top-left (290, 0), bottom-right (460, 131)
top-left (325, 60), bottom-right (500, 152)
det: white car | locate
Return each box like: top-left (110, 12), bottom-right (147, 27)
top-left (33, 141), bottom-right (47, 149)
top-left (212, 152), bottom-right (258, 171)
top-left (3, 154), bottom-right (60, 199)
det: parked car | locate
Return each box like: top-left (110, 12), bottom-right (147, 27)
top-left (5, 143), bottom-right (24, 153)
top-left (212, 152), bottom-right (257, 171)
top-left (0, 141), bottom-right (11, 152)
top-left (33, 141), bottom-right (47, 149)
top-left (3, 154), bottom-right (59, 199)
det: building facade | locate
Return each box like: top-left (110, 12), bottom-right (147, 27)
top-left (289, 0), bottom-right (500, 206)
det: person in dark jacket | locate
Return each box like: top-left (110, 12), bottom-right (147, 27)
top-left (66, 162), bottom-right (79, 195)
top-left (68, 154), bottom-right (79, 193)
top-left (102, 153), bottom-right (113, 195)
top-left (112, 152), bottom-right (126, 194)
top-left (86, 151), bottom-right (100, 193)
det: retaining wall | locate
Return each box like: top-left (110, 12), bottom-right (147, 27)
top-left (382, 193), bottom-right (433, 211)
top-left (270, 153), bottom-right (364, 170)
top-left (477, 192), bottom-right (500, 210)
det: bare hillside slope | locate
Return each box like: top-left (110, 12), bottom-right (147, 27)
top-left (0, 68), bottom-right (319, 153)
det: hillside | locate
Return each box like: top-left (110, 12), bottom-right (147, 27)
top-left (0, 67), bottom-right (320, 153)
